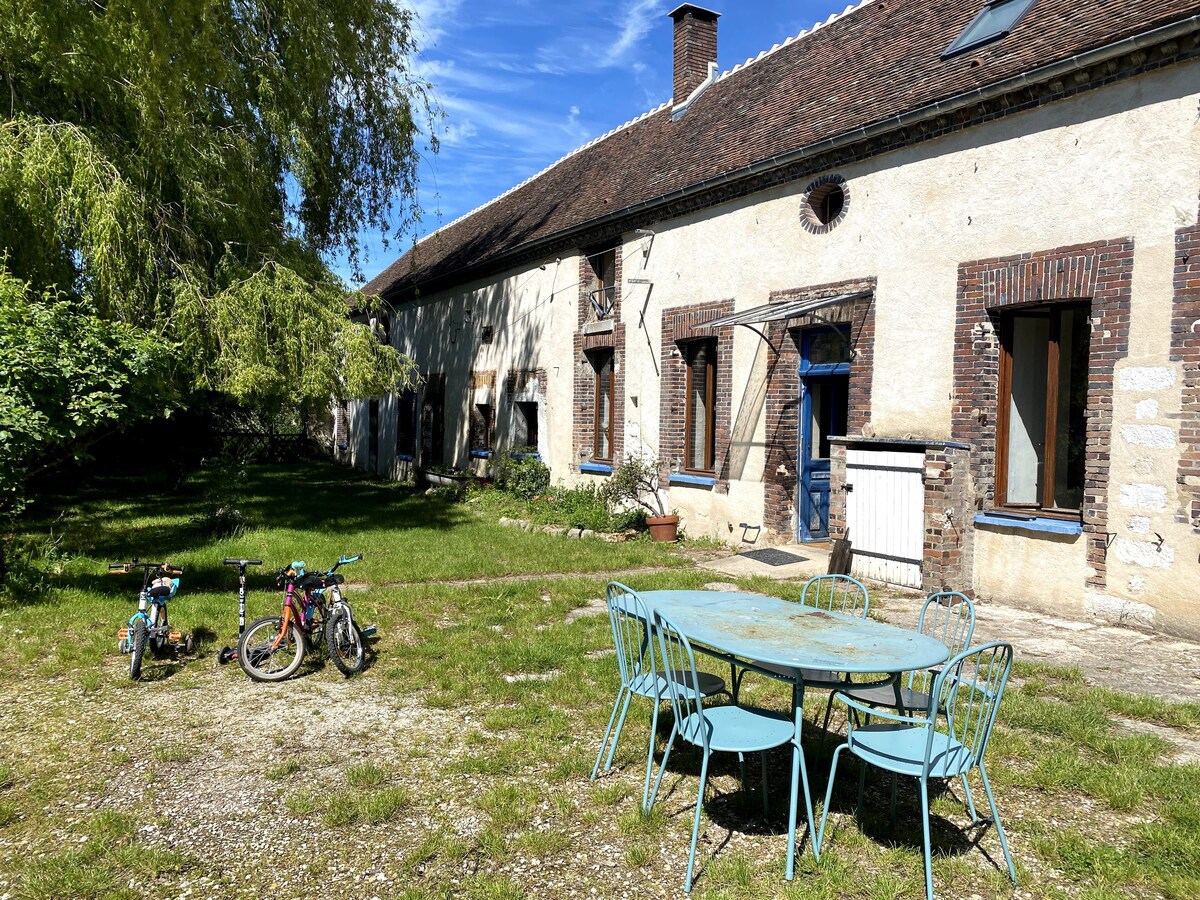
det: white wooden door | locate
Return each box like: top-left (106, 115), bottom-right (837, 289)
top-left (844, 449), bottom-right (924, 589)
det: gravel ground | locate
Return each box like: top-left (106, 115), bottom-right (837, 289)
top-left (3, 586), bottom-right (1200, 899)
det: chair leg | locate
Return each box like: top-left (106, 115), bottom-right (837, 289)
top-left (919, 776), bottom-right (934, 900)
top-left (889, 772), bottom-right (898, 824)
top-left (684, 750), bottom-right (711, 892)
top-left (978, 763), bottom-right (1017, 886)
top-left (788, 705), bottom-right (818, 872)
top-left (601, 688), bottom-right (634, 774)
top-left (641, 698), bottom-right (660, 812)
top-left (591, 686), bottom-right (630, 780)
top-left (960, 773), bottom-right (980, 824)
top-left (815, 743), bottom-right (846, 858)
top-left (646, 723), bottom-right (678, 810)
top-left (760, 751), bottom-right (769, 817)
top-left (856, 758), bottom-right (867, 820)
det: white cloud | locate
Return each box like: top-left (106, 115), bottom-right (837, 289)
top-left (401, 0), bottom-right (466, 48)
top-left (441, 120), bottom-right (479, 146)
top-left (533, 0), bottom-right (669, 75)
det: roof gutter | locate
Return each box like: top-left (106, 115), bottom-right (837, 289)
top-left (397, 14), bottom-right (1200, 301)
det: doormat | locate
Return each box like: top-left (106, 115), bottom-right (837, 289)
top-left (740, 548), bottom-right (809, 566)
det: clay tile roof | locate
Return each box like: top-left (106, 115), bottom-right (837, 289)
top-left (365, 0), bottom-right (1200, 302)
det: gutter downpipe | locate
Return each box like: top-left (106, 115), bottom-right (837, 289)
top-left (400, 15), bottom-right (1200, 302)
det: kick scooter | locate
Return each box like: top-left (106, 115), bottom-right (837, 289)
top-left (217, 557), bottom-right (263, 664)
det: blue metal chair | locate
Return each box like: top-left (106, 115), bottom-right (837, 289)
top-left (817, 641), bottom-right (1017, 900)
top-left (838, 591), bottom-right (976, 716)
top-left (591, 582), bottom-right (725, 811)
top-left (648, 609), bottom-right (817, 892)
top-left (732, 574), bottom-right (871, 727)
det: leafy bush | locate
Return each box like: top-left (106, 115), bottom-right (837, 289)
top-left (491, 450), bottom-right (550, 500)
top-left (468, 481), bottom-right (644, 533)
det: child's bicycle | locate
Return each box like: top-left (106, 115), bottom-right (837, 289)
top-left (237, 554), bottom-right (369, 682)
top-left (111, 560), bottom-right (191, 680)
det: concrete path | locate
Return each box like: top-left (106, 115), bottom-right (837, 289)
top-left (700, 547), bottom-right (1200, 706)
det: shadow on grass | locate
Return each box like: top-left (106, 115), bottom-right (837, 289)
top-left (18, 458), bottom-right (475, 598)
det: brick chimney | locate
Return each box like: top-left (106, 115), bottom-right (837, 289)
top-left (669, 4), bottom-right (719, 105)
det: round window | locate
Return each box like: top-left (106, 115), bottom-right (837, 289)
top-left (800, 175), bottom-right (849, 234)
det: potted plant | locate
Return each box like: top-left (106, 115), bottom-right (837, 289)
top-left (603, 453), bottom-right (679, 542)
top-left (420, 463), bottom-right (469, 487)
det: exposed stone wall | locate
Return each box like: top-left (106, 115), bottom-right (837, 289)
top-left (922, 445), bottom-right (973, 593)
top-left (951, 239), bottom-right (1134, 591)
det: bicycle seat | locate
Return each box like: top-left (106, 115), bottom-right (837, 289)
top-left (324, 573), bottom-right (344, 585)
top-left (148, 583), bottom-right (173, 599)
top-left (296, 573), bottom-right (325, 590)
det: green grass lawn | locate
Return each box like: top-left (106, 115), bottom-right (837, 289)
top-left (1, 459), bottom-right (1199, 899)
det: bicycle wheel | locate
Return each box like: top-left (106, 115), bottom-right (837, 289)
top-left (325, 607), bottom-right (365, 676)
top-left (150, 604), bottom-right (169, 658)
top-left (129, 619), bottom-right (148, 680)
top-left (238, 616), bottom-right (305, 682)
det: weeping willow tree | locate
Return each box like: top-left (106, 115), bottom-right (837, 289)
top-left (0, 0), bottom-right (431, 512)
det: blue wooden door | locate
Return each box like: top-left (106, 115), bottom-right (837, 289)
top-left (798, 327), bottom-right (850, 542)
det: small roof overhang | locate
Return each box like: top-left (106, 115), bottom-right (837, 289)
top-left (706, 289), bottom-right (871, 329)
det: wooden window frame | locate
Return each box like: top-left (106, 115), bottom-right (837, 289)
top-left (683, 338), bottom-right (717, 474)
top-left (591, 349), bottom-right (615, 463)
top-left (994, 303), bottom-right (1088, 518)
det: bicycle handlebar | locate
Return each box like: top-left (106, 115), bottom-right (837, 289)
top-left (223, 558), bottom-right (264, 566)
top-left (108, 561), bottom-right (183, 575)
top-left (332, 553), bottom-right (364, 571)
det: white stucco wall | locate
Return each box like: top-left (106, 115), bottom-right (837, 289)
top-left (352, 61), bottom-right (1200, 632)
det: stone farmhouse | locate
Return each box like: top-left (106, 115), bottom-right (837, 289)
top-left (352, 0), bottom-right (1200, 636)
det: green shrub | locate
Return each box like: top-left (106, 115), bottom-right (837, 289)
top-left (492, 450), bottom-right (550, 500)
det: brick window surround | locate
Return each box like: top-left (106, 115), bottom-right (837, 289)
top-left (1173, 212), bottom-right (1200, 532)
top-left (952, 239), bottom-right (1133, 590)
top-left (661, 299), bottom-right (735, 492)
top-left (762, 279), bottom-right (877, 538)
top-left (573, 248), bottom-right (625, 467)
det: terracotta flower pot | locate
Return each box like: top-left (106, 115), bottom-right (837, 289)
top-left (645, 514), bottom-right (680, 542)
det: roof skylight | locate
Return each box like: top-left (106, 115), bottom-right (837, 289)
top-left (942, 0), bottom-right (1038, 59)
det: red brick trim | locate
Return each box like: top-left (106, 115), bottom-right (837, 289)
top-left (574, 248), bottom-right (625, 467)
top-left (1172, 214), bottom-right (1200, 531)
top-left (951, 239), bottom-right (1134, 590)
top-left (761, 278), bottom-right (877, 538)
top-left (661, 299), bottom-right (735, 493)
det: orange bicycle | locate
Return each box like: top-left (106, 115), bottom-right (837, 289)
top-left (236, 555), bottom-right (366, 682)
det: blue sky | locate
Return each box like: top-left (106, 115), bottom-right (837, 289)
top-left (341, 1), bottom-right (857, 286)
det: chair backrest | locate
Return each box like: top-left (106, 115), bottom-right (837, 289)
top-left (652, 610), bottom-right (710, 752)
top-left (909, 591), bottom-right (976, 690)
top-left (926, 641), bottom-right (1013, 773)
top-left (801, 574), bottom-right (869, 619)
top-left (605, 582), bottom-right (654, 691)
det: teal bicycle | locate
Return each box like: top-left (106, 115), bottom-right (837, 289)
top-left (112, 560), bottom-right (191, 680)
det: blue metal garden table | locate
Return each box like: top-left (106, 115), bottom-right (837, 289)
top-left (634, 588), bottom-right (951, 870)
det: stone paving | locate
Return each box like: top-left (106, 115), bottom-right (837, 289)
top-left (700, 545), bottom-right (1200, 706)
